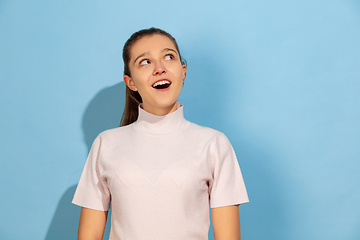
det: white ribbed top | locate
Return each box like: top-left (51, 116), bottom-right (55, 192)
top-left (73, 103), bottom-right (248, 240)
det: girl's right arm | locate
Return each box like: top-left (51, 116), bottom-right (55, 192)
top-left (78, 207), bottom-right (108, 240)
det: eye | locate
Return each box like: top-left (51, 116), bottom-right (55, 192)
top-left (139, 59), bottom-right (151, 66)
top-left (164, 54), bottom-right (174, 61)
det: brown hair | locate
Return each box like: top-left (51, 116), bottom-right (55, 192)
top-left (120, 27), bottom-right (186, 126)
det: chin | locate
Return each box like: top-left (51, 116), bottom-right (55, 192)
top-left (158, 101), bottom-right (178, 108)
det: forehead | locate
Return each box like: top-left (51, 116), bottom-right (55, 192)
top-left (130, 34), bottom-right (177, 59)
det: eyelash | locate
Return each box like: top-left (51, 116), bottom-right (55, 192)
top-left (139, 53), bottom-right (175, 66)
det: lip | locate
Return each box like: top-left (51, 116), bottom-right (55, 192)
top-left (151, 79), bottom-right (172, 91)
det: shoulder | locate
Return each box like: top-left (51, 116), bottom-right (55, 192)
top-left (95, 124), bottom-right (134, 143)
top-left (187, 121), bottom-right (229, 143)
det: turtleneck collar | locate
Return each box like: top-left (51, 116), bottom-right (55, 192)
top-left (132, 102), bottom-right (190, 135)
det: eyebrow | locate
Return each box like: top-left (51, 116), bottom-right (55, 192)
top-left (162, 48), bottom-right (178, 54)
top-left (132, 48), bottom-right (178, 64)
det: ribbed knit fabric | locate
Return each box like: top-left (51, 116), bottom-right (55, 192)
top-left (72, 103), bottom-right (249, 240)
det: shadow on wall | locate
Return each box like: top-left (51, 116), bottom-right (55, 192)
top-left (82, 82), bottom-right (126, 150)
top-left (45, 82), bottom-right (126, 240)
top-left (44, 186), bottom-right (80, 240)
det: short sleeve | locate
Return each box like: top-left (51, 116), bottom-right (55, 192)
top-left (72, 135), bottom-right (111, 211)
top-left (209, 133), bottom-right (249, 208)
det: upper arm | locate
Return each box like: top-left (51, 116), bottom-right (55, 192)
top-left (212, 205), bottom-right (241, 240)
top-left (209, 133), bottom-right (249, 208)
top-left (78, 207), bottom-right (108, 240)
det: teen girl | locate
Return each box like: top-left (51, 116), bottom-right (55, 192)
top-left (73, 27), bottom-right (248, 240)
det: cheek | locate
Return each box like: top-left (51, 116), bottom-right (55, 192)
top-left (170, 65), bottom-right (184, 78)
top-left (132, 72), bottom-right (148, 86)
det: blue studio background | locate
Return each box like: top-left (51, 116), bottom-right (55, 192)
top-left (1, 0), bottom-right (359, 239)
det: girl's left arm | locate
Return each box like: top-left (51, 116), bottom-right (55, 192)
top-left (211, 205), bottom-right (241, 240)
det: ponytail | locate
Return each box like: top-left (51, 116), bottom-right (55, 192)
top-left (120, 86), bottom-right (142, 126)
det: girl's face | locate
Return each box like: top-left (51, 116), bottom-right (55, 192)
top-left (124, 34), bottom-right (186, 116)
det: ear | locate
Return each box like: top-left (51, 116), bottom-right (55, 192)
top-left (123, 75), bottom-right (137, 91)
top-left (182, 64), bottom-right (187, 81)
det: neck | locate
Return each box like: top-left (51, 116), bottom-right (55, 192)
top-left (142, 102), bottom-right (178, 116)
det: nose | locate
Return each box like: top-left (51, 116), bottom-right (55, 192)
top-left (153, 61), bottom-right (166, 75)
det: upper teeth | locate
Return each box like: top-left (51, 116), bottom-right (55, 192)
top-left (153, 80), bottom-right (170, 87)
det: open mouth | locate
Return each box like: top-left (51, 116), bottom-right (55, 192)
top-left (152, 80), bottom-right (171, 89)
